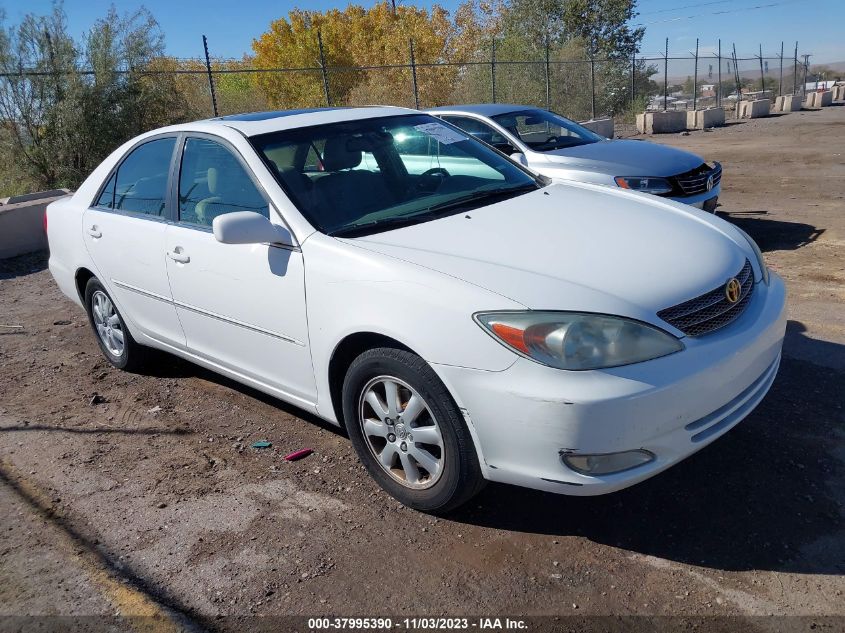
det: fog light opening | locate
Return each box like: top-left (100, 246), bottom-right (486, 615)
top-left (561, 449), bottom-right (655, 476)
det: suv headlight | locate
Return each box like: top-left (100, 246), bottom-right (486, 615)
top-left (475, 311), bottom-right (684, 370)
top-left (614, 176), bottom-right (673, 195)
top-left (733, 226), bottom-right (769, 285)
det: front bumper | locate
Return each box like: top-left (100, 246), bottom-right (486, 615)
top-left (433, 271), bottom-right (786, 496)
top-left (668, 183), bottom-right (720, 210)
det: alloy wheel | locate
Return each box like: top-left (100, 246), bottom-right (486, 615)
top-left (91, 290), bottom-right (124, 357)
top-left (358, 375), bottom-right (444, 489)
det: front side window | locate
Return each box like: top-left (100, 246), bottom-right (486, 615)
top-left (440, 116), bottom-right (509, 147)
top-left (491, 109), bottom-right (603, 151)
top-left (113, 137), bottom-right (175, 216)
top-left (178, 138), bottom-right (269, 227)
top-left (251, 114), bottom-right (539, 237)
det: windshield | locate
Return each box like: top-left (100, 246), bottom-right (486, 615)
top-left (491, 109), bottom-right (603, 151)
top-left (250, 114), bottom-right (539, 236)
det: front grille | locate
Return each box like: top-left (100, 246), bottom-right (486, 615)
top-left (672, 162), bottom-right (722, 196)
top-left (657, 259), bottom-right (754, 337)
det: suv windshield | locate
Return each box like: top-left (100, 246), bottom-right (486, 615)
top-left (250, 114), bottom-right (539, 236)
top-left (491, 109), bottom-right (603, 151)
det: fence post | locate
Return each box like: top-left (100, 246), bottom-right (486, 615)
top-left (717, 39), bottom-right (722, 107)
top-left (758, 44), bottom-right (765, 96)
top-left (202, 35), bottom-right (219, 117)
top-left (801, 54), bottom-right (809, 97)
top-left (589, 46), bottom-right (596, 119)
top-left (732, 44), bottom-right (741, 119)
top-left (663, 37), bottom-right (668, 111)
top-left (317, 30), bottom-right (331, 107)
top-left (793, 42), bottom-right (798, 94)
top-left (693, 38), bottom-right (699, 110)
top-left (630, 51), bottom-right (636, 109)
top-left (409, 38), bottom-right (419, 109)
top-left (544, 35), bottom-right (551, 111)
top-left (778, 41), bottom-right (784, 97)
top-left (490, 39), bottom-right (497, 103)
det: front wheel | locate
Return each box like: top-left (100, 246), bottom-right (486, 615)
top-left (342, 347), bottom-right (485, 513)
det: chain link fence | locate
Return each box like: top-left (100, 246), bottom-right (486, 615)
top-left (154, 36), bottom-right (817, 125)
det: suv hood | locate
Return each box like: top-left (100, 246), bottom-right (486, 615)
top-left (535, 139), bottom-right (704, 178)
top-left (343, 183), bottom-right (750, 328)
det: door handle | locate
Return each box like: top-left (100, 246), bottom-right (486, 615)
top-left (167, 249), bottom-right (190, 264)
top-left (87, 226), bottom-right (102, 239)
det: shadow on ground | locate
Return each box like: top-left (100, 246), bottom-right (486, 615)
top-left (0, 250), bottom-right (49, 280)
top-left (720, 211), bottom-right (824, 252)
top-left (450, 322), bottom-right (845, 576)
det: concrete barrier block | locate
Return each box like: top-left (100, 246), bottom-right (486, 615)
top-left (636, 110), bottom-right (687, 134)
top-left (833, 85), bottom-right (844, 101)
top-left (775, 95), bottom-right (802, 112)
top-left (0, 190), bottom-right (70, 259)
top-left (818, 90), bottom-right (833, 107)
top-left (578, 117), bottom-right (614, 138)
top-left (686, 108), bottom-right (725, 129)
top-left (738, 99), bottom-right (771, 118)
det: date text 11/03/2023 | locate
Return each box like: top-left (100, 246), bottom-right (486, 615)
top-left (306, 617), bottom-right (528, 630)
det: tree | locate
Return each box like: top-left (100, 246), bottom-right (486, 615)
top-left (0, 4), bottom-right (192, 190)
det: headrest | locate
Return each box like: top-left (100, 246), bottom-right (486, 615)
top-left (207, 167), bottom-right (218, 194)
top-left (322, 135), bottom-right (362, 171)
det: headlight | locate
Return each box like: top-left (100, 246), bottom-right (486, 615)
top-left (733, 226), bottom-right (769, 285)
top-left (614, 176), bottom-right (674, 195)
top-left (475, 311), bottom-right (684, 370)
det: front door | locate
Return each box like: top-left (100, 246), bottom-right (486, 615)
top-left (164, 135), bottom-right (316, 407)
top-left (82, 136), bottom-right (185, 349)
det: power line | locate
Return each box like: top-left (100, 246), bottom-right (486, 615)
top-left (634, 0), bottom-right (801, 25)
top-left (638, 0), bottom-right (731, 17)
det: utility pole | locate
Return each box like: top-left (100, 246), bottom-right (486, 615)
top-left (202, 35), bottom-right (218, 117)
top-left (792, 42), bottom-right (798, 94)
top-left (758, 44), bottom-right (765, 96)
top-left (663, 37), bottom-right (669, 111)
top-left (692, 38), bottom-right (699, 110)
top-left (717, 39), bottom-right (722, 107)
top-left (801, 53), bottom-right (810, 97)
top-left (778, 41), bottom-right (784, 97)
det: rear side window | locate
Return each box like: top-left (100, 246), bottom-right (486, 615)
top-left (178, 137), bottom-right (268, 227)
top-left (113, 138), bottom-right (176, 216)
top-left (440, 116), bottom-right (507, 146)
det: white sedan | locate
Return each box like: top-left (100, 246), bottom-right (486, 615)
top-left (46, 107), bottom-right (786, 513)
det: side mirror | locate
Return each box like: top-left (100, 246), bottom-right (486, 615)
top-left (510, 152), bottom-right (528, 166)
top-left (493, 142), bottom-right (517, 155)
top-left (213, 211), bottom-right (295, 247)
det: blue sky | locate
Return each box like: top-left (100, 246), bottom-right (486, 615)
top-left (2, 0), bottom-right (843, 65)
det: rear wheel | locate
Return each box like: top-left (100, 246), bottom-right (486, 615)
top-left (342, 347), bottom-right (485, 513)
top-left (84, 278), bottom-right (147, 372)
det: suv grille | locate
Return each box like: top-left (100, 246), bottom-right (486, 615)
top-left (657, 259), bottom-right (754, 337)
top-left (672, 162), bottom-right (722, 197)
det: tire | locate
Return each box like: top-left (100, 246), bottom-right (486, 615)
top-left (342, 347), bottom-right (485, 513)
top-left (84, 277), bottom-right (147, 372)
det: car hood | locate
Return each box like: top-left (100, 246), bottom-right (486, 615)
top-left (534, 139), bottom-right (705, 177)
top-left (342, 183), bottom-right (750, 328)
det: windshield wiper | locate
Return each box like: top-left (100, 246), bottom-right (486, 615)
top-left (327, 213), bottom-right (439, 238)
top-left (425, 183), bottom-right (537, 213)
top-left (327, 184), bottom-right (538, 238)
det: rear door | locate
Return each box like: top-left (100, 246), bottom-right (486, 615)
top-left (163, 134), bottom-right (316, 407)
top-left (82, 136), bottom-right (185, 348)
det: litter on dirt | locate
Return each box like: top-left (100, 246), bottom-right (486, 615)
top-left (251, 440), bottom-right (272, 449)
top-left (284, 448), bottom-right (313, 461)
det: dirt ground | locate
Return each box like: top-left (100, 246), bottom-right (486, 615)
top-left (1, 106), bottom-right (844, 633)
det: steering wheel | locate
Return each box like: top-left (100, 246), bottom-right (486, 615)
top-left (416, 167), bottom-right (451, 191)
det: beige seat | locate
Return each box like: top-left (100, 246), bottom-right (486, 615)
top-left (194, 167), bottom-right (223, 226)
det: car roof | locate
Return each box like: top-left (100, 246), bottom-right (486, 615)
top-left (202, 105), bottom-right (420, 136)
top-left (426, 104), bottom-right (534, 117)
